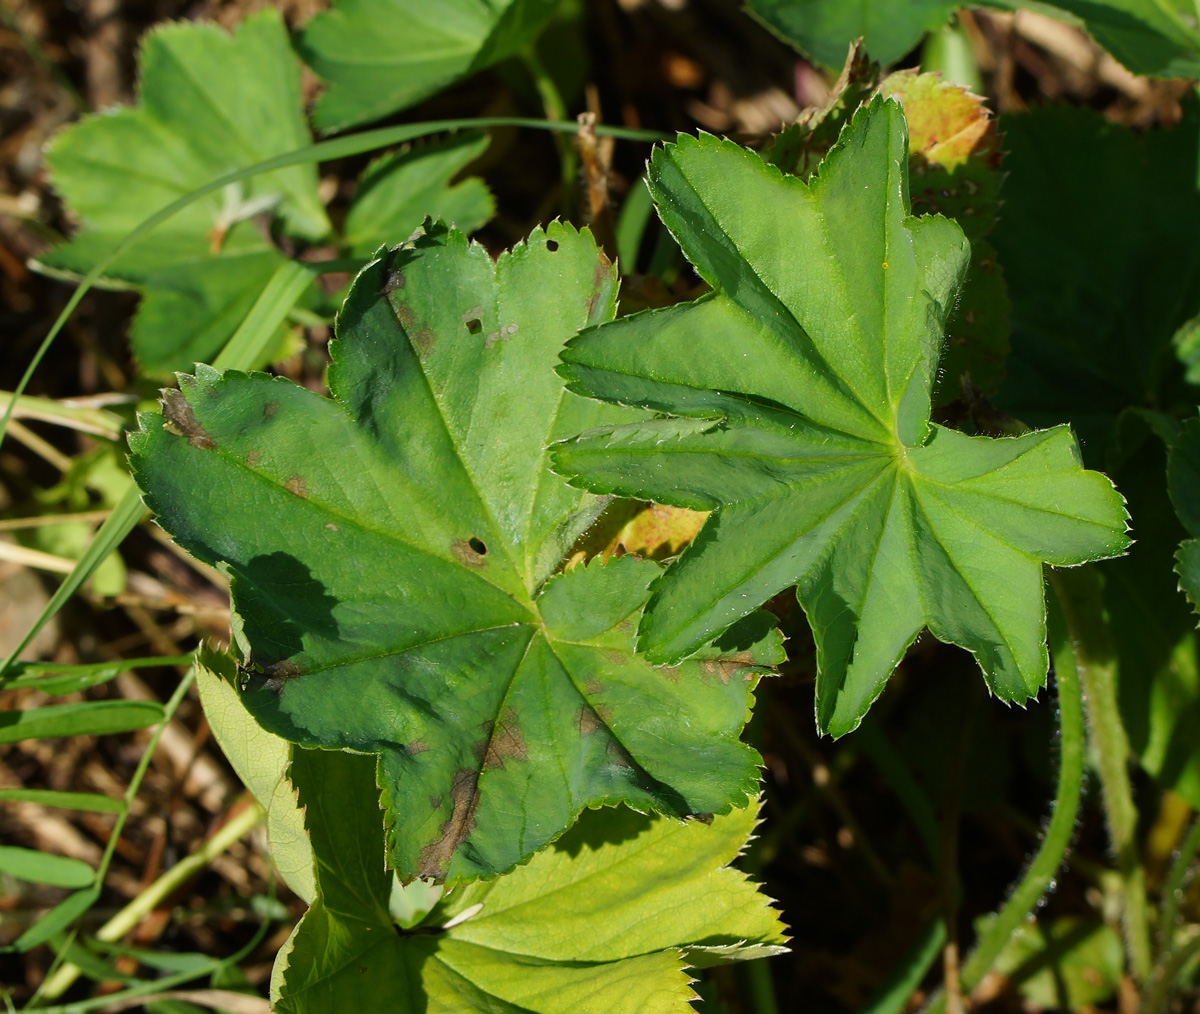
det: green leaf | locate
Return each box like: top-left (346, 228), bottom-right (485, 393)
top-left (993, 102), bottom-right (1200, 460)
top-left (40, 11), bottom-right (327, 373)
top-left (553, 98), bottom-right (1129, 737)
top-left (130, 221), bottom-right (780, 883)
top-left (194, 648), bottom-right (314, 903)
top-left (343, 133), bottom-right (494, 256)
top-left (0, 846), bottom-right (95, 888)
top-left (0, 789), bottom-right (124, 813)
top-left (10, 886), bottom-right (101, 953)
top-left (272, 748), bottom-right (786, 1013)
top-left (299, 0), bottom-right (561, 132)
top-left (0, 700), bottom-right (163, 743)
top-left (745, 0), bottom-right (956, 69)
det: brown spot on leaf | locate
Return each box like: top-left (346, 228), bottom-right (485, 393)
top-left (396, 305), bottom-right (416, 329)
top-left (582, 678), bottom-right (602, 697)
top-left (688, 812), bottom-right (715, 825)
top-left (577, 704), bottom-right (603, 735)
top-left (245, 658), bottom-right (305, 695)
top-left (383, 268), bottom-right (405, 293)
top-left (701, 651), bottom-right (757, 685)
top-left (285, 475), bottom-right (309, 498)
top-left (594, 701), bottom-right (612, 724)
top-left (264, 401), bottom-right (279, 420)
top-left (604, 650), bottom-right (624, 666)
top-left (479, 708), bottom-right (527, 769)
top-left (161, 389), bottom-right (215, 449)
top-left (452, 538), bottom-right (487, 568)
top-left (416, 768), bottom-right (479, 880)
top-left (412, 328), bottom-right (434, 353)
top-left (429, 795), bottom-right (442, 809)
top-left (659, 665), bottom-right (681, 684)
top-left (606, 739), bottom-right (633, 768)
top-left (483, 324), bottom-right (518, 351)
top-left (245, 449), bottom-right (260, 467)
top-left (586, 256), bottom-right (612, 320)
top-left (405, 739), bottom-right (428, 756)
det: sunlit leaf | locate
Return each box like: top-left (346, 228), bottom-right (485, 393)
top-left (553, 98), bottom-right (1128, 737)
top-left (131, 221), bottom-right (780, 883)
top-left (272, 749), bottom-right (786, 1013)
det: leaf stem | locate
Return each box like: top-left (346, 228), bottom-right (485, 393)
top-left (1050, 567), bottom-right (1153, 983)
top-left (923, 580), bottom-right (1086, 1012)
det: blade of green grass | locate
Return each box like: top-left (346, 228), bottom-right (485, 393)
top-left (0, 487), bottom-right (145, 682)
top-left (8, 888), bottom-right (100, 954)
top-left (0, 789), bottom-right (124, 813)
top-left (0, 847), bottom-right (95, 889)
top-left (5, 656), bottom-right (191, 694)
top-left (0, 700), bottom-right (163, 743)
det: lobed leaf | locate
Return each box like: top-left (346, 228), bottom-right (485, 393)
top-left (993, 102), bottom-right (1200, 459)
top-left (554, 98), bottom-right (1129, 736)
top-left (272, 749), bottom-right (787, 1013)
top-left (343, 133), bottom-right (495, 257)
top-left (131, 221), bottom-right (780, 883)
top-left (40, 11), bottom-right (328, 373)
top-left (298, 0), bottom-right (560, 132)
top-left (745, 0), bottom-right (956, 69)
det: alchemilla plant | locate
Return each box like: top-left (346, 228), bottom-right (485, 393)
top-left (6, 1), bottom-right (1200, 1012)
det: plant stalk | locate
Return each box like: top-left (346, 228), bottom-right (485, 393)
top-left (923, 580), bottom-right (1087, 1012)
top-left (1050, 567), bottom-right (1153, 983)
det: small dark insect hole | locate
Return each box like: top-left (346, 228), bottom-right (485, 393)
top-left (465, 318), bottom-right (482, 335)
top-left (546, 240), bottom-right (559, 252)
top-left (468, 537), bottom-right (487, 555)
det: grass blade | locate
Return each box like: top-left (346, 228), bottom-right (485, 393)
top-left (0, 847), bottom-right (95, 888)
top-left (0, 700), bottom-right (163, 743)
top-left (0, 789), bottom-right (124, 813)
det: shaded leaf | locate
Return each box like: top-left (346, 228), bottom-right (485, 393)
top-left (993, 103), bottom-right (1200, 460)
top-left (553, 98), bottom-right (1128, 737)
top-left (745, 0), bottom-right (956, 69)
top-left (272, 749), bottom-right (786, 1013)
top-left (131, 222), bottom-right (780, 883)
top-left (343, 133), bottom-right (494, 256)
top-left (40, 11), bottom-right (327, 373)
top-left (299, 0), bottom-right (560, 132)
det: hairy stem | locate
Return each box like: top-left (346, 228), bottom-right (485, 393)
top-left (1050, 567), bottom-right (1152, 983)
top-left (924, 581), bottom-right (1086, 1012)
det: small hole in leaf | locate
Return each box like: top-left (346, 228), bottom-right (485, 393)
top-left (468, 537), bottom-right (487, 555)
top-left (465, 318), bottom-right (482, 335)
top-left (546, 240), bottom-right (559, 252)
